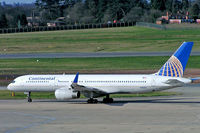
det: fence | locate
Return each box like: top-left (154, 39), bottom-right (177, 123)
top-left (0, 22), bottom-right (136, 34)
top-left (136, 22), bottom-right (166, 30)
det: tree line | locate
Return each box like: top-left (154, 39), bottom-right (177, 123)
top-left (1, 0), bottom-right (200, 28)
top-left (0, 2), bottom-right (35, 28)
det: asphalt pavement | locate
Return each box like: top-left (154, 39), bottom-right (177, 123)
top-left (1, 85), bottom-right (200, 133)
top-left (1, 51), bottom-right (200, 59)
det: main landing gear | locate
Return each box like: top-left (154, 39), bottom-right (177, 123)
top-left (26, 92), bottom-right (32, 102)
top-left (103, 94), bottom-right (113, 103)
top-left (86, 93), bottom-right (113, 104)
top-left (87, 95), bottom-right (114, 104)
top-left (87, 98), bottom-right (98, 103)
top-left (87, 92), bottom-right (98, 103)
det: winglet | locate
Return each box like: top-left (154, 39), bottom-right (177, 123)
top-left (73, 72), bottom-right (79, 84)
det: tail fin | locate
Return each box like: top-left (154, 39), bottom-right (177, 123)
top-left (155, 42), bottom-right (193, 77)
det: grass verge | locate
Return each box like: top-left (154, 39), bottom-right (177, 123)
top-left (0, 90), bottom-right (179, 100)
top-left (0, 56), bottom-right (199, 75)
top-left (1, 26), bottom-right (200, 53)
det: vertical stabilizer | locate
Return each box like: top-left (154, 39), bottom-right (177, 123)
top-left (156, 42), bottom-right (193, 77)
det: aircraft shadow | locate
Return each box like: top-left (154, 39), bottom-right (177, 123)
top-left (34, 97), bottom-right (200, 106)
top-left (108, 98), bottom-right (200, 106)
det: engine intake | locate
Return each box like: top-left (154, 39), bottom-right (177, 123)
top-left (55, 88), bottom-right (80, 100)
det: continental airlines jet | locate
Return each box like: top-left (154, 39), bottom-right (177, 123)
top-left (7, 42), bottom-right (197, 103)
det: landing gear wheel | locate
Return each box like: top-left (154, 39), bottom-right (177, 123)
top-left (28, 98), bottom-right (32, 102)
top-left (87, 99), bottom-right (92, 103)
top-left (87, 98), bottom-right (98, 104)
top-left (103, 98), bottom-right (113, 103)
top-left (27, 92), bottom-right (32, 102)
top-left (94, 99), bottom-right (98, 103)
top-left (103, 94), bottom-right (114, 103)
top-left (109, 98), bottom-right (113, 103)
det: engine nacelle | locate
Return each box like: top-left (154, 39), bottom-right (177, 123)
top-left (55, 88), bottom-right (80, 100)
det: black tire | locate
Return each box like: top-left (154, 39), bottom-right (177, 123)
top-left (28, 98), bottom-right (32, 102)
top-left (87, 99), bottom-right (93, 103)
top-left (87, 98), bottom-right (98, 104)
top-left (103, 98), bottom-right (108, 103)
top-left (109, 98), bottom-right (113, 103)
top-left (103, 98), bottom-right (113, 103)
top-left (87, 99), bottom-right (91, 103)
top-left (94, 99), bottom-right (98, 103)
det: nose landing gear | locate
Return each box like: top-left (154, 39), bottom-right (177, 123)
top-left (25, 92), bottom-right (32, 102)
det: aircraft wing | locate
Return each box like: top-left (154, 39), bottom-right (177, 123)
top-left (71, 73), bottom-right (107, 94)
top-left (163, 79), bottom-right (185, 86)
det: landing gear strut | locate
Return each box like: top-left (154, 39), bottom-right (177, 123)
top-left (27, 92), bottom-right (32, 102)
top-left (87, 98), bottom-right (98, 104)
top-left (103, 94), bottom-right (113, 103)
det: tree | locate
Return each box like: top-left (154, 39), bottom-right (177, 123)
top-left (16, 15), bottom-right (21, 28)
top-left (182, 0), bottom-right (189, 11)
top-left (191, 4), bottom-right (199, 19)
top-left (165, 0), bottom-right (173, 12)
top-left (151, 0), bottom-right (165, 11)
top-left (172, 0), bottom-right (182, 14)
top-left (123, 7), bottom-right (144, 22)
top-left (84, 0), bottom-right (147, 23)
top-left (195, 0), bottom-right (200, 7)
top-left (0, 14), bottom-right (8, 28)
top-left (20, 14), bottom-right (28, 26)
top-left (65, 2), bottom-right (84, 24)
top-left (105, 0), bottom-right (133, 21)
top-left (142, 9), bottom-right (162, 23)
top-left (65, 2), bottom-right (94, 24)
top-left (35, 0), bottom-right (81, 21)
top-left (0, 3), bottom-right (34, 28)
top-left (80, 10), bottom-right (94, 24)
top-left (102, 9), bottom-right (112, 23)
top-left (35, 0), bottom-right (61, 20)
top-left (85, 0), bottom-right (100, 22)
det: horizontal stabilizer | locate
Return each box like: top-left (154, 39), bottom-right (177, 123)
top-left (163, 79), bottom-right (184, 86)
top-left (191, 77), bottom-right (200, 82)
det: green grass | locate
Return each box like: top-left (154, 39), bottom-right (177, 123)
top-left (0, 91), bottom-right (55, 99)
top-left (165, 23), bottom-right (200, 30)
top-left (0, 56), bottom-right (199, 75)
top-left (0, 90), bottom-right (179, 100)
top-left (0, 27), bottom-right (200, 53)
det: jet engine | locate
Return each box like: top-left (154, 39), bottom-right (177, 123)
top-left (55, 87), bottom-right (80, 100)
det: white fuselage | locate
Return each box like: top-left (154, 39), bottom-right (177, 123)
top-left (7, 74), bottom-right (191, 94)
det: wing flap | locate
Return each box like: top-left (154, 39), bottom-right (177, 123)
top-left (71, 83), bottom-right (107, 94)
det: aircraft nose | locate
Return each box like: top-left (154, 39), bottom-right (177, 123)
top-left (7, 83), bottom-right (14, 91)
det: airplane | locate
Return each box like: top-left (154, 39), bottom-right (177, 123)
top-left (7, 42), bottom-right (198, 103)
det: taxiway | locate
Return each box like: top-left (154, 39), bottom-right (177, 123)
top-left (1, 85), bottom-right (200, 133)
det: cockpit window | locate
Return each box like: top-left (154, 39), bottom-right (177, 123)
top-left (11, 80), bottom-right (15, 83)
